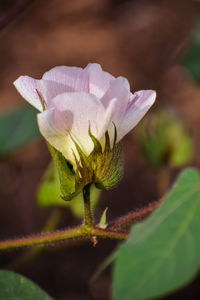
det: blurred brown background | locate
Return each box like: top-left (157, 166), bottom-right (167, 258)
top-left (0, 0), bottom-right (200, 299)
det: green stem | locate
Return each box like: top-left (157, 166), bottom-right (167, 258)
top-left (83, 184), bottom-right (93, 228)
top-left (0, 226), bottom-right (128, 251)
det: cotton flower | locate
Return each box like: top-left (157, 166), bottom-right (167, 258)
top-left (14, 63), bottom-right (156, 194)
top-left (14, 63), bottom-right (156, 166)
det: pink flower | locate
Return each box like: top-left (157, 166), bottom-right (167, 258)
top-left (14, 63), bottom-right (156, 164)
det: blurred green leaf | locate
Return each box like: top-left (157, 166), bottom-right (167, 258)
top-left (0, 106), bottom-right (40, 157)
top-left (182, 21), bottom-right (200, 83)
top-left (137, 109), bottom-right (194, 167)
top-left (0, 270), bottom-right (53, 300)
top-left (113, 168), bottom-right (200, 300)
top-left (37, 161), bottom-right (100, 218)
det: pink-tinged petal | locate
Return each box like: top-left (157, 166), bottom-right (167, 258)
top-left (37, 108), bottom-right (76, 163)
top-left (42, 66), bottom-right (89, 93)
top-left (51, 92), bottom-right (106, 151)
top-left (117, 90), bottom-right (156, 142)
top-left (97, 98), bottom-right (118, 148)
top-left (40, 80), bottom-right (75, 107)
top-left (85, 63), bottom-right (115, 98)
top-left (101, 77), bottom-right (130, 126)
top-left (13, 76), bottom-right (43, 111)
top-left (38, 92), bottom-right (110, 161)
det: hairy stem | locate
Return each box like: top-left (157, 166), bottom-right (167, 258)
top-left (83, 184), bottom-right (93, 228)
top-left (0, 226), bottom-right (84, 250)
top-left (0, 195), bottom-right (163, 251)
top-left (0, 226), bottom-right (128, 251)
top-left (109, 199), bottom-right (162, 230)
top-left (91, 227), bottom-right (129, 239)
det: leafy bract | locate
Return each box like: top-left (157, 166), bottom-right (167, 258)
top-left (37, 161), bottom-right (100, 218)
top-left (113, 168), bottom-right (200, 300)
top-left (0, 270), bottom-right (53, 300)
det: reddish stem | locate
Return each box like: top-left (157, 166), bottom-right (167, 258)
top-left (92, 227), bottom-right (129, 239)
top-left (0, 199), bottom-right (162, 251)
top-left (109, 199), bottom-right (162, 230)
top-left (0, 225), bottom-right (128, 251)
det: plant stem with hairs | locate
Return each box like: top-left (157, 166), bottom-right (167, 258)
top-left (0, 197), bottom-right (162, 251)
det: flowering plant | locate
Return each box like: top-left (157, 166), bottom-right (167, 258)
top-left (14, 63), bottom-right (156, 164)
top-left (0, 63), bottom-right (199, 300)
top-left (14, 63), bottom-right (156, 198)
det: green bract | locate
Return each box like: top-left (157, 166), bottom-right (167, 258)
top-left (37, 160), bottom-right (100, 217)
top-left (49, 128), bottom-right (123, 201)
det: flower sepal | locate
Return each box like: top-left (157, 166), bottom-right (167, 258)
top-left (73, 128), bottom-right (123, 191)
top-left (48, 127), bottom-right (123, 201)
top-left (89, 129), bottom-right (123, 190)
top-left (48, 143), bottom-right (78, 201)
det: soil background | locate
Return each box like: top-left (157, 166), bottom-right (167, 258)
top-left (0, 0), bottom-right (200, 299)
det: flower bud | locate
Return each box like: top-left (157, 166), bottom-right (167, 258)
top-left (137, 109), bottom-right (194, 167)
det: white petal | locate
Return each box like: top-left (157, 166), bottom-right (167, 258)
top-left (42, 66), bottom-right (89, 93)
top-left (40, 80), bottom-right (74, 107)
top-left (101, 77), bottom-right (130, 126)
top-left (37, 108), bottom-right (76, 163)
top-left (98, 98), bottom-right (118, 149)
top-left (38, 92), bottom-right (112, 162)
top-left (85, 63), bottom-right (115, 98)
top-left (13, 76), bottom-right (43, 111)
top-left (117, 90), bottom-right (156, 142)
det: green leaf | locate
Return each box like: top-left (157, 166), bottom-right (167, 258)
top-left (37, 161), bottom-right (100, 218)
top-left (0, 270), bottom-right (53, 300)
top-left (182, 21), bottom-right (200, 84)
top-left (0, 106), bottom-right (40, 157)
top-left (113, 168), bottom-right (200, 300)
